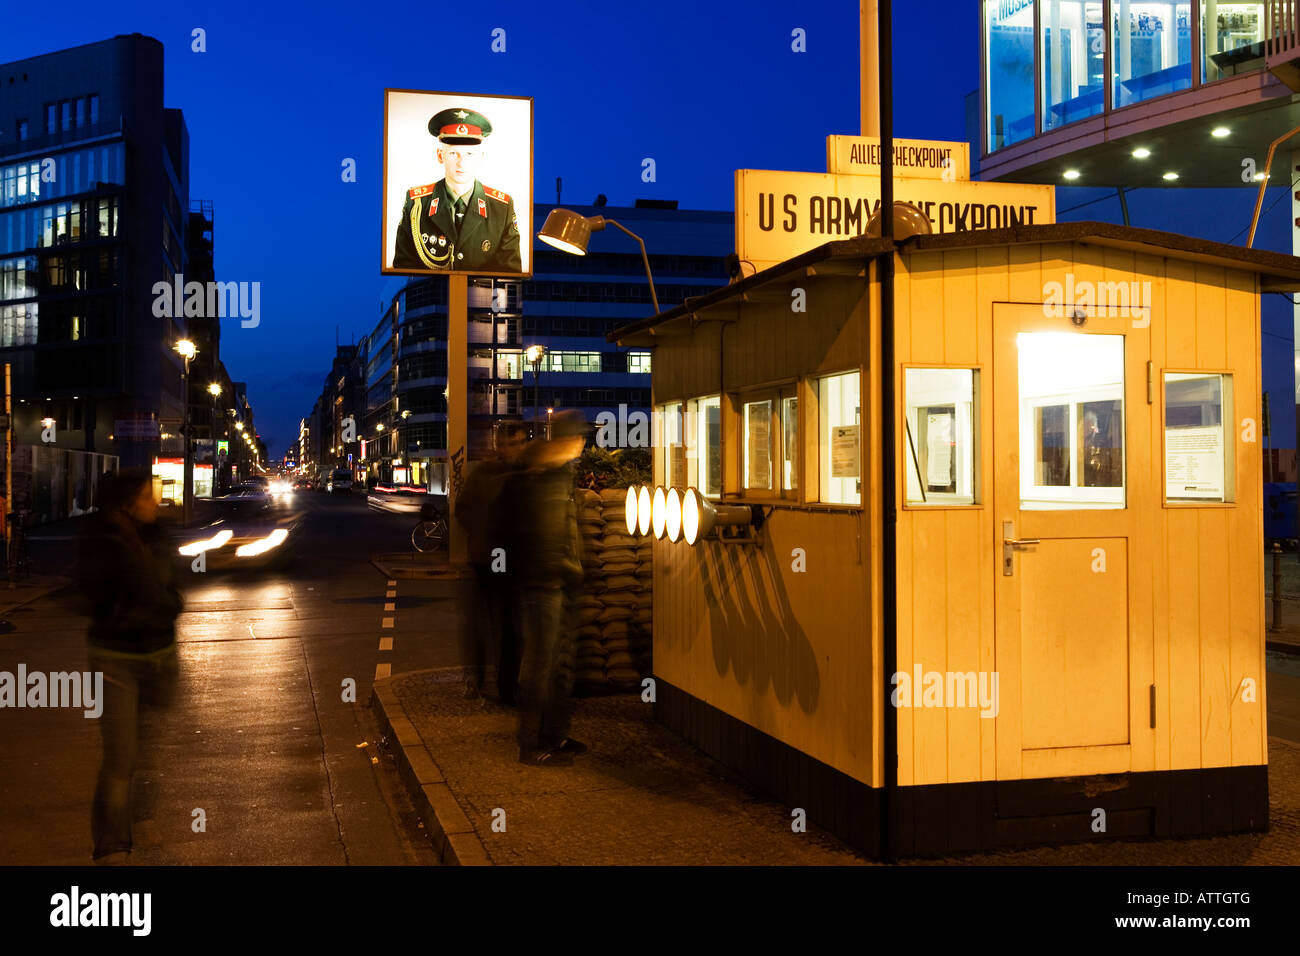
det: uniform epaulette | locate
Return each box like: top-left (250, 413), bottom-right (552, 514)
top-left (484, 187), bottom-right (511, 203)
top-left (408, 184), bottom-right (437, 199)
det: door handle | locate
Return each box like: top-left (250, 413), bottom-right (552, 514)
top-left (1002, 521), bottom-right (1039, 576)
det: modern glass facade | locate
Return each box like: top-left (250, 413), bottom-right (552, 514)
top-left (984, 0), bottom-right (1276, 154)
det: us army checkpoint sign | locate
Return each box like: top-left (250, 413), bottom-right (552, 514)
top-left (734, 168), bottom-right (1055, 271)
top-left (826, 136), bottom-right (970, 181)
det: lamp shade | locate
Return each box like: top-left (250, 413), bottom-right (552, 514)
top-left (866, 201), bottom-right (933, 240)
top-left (651, 486), bottom-right (667, 539)
top-left (666, 487), bottom-right (682, 542)
top-left (537, 208), bottom-right (593, 255)
top-left (681, 487), bottom-right (757, 545)
top-left (625, 485), bottom-right (639, 536)
top-left (637, 485), bottom-right (652, 536)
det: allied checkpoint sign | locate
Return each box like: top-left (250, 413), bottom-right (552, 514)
top-left (826, 135), bottom-right (970, 181)
top-left (736, 138), bottom-right (1055, 272)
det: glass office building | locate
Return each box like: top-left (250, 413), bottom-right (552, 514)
top-left (983, 1), bottom-right (1276, 156)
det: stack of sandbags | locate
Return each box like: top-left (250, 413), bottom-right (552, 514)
top-left (572, 488), bottom-right (608, 693)
top-left (596, 487), bottom-right (642, 692)
top-left (631, 532), bottom-right (653, 677)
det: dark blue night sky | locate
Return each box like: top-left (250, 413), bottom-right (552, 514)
top-left (2, 0), bottom-right (1293, 455)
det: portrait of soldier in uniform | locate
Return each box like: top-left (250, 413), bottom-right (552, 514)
top-left (391, 106), bottom-right (522, 274)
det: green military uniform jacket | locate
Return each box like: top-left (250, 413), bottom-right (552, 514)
top-left (393, 179), bottom-right (522, 273)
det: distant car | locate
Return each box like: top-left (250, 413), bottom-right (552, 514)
top-left (174, 486), bottom-right (298, 572)
top-left (327, 470), bottom-right (353, 493)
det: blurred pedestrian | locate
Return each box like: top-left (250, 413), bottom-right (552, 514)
top-left (504, 410), bottom-right (588, 765)
top-left (453, 422), bottom-right (527, 703)
top-left (75, 470), bottom-right (183, 862)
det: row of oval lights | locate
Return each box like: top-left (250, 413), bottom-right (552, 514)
top-left (624, 485), bottom-right (709, 546)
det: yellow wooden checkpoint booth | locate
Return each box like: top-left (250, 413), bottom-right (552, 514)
top-left (610, 221), bottom-right (1300, 857)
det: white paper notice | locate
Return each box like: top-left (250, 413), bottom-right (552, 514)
top-left (832, 425), bottom-right (860, 478)
top-left (1165, 426), bottom-right (1223, 499)
top-left (926, 412), bottom-right (952, 488)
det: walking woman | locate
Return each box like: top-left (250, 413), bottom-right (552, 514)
top-left (75, 470), bottom-right (183, 862)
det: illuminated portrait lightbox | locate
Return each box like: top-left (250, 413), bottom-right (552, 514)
top-left (382, 88), bottom-right (533, 278)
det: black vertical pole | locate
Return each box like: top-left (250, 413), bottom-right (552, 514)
top-left (878, 0), bottom-right (900, 864)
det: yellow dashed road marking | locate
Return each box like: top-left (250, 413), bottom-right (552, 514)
top-left (375, 662), bottom-right (391, 679)
top-left (379, 637), bottom-right (393, 651)
top-left (382, 617), bottom-right (394, 628)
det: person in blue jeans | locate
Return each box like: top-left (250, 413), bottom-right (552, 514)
top-left (503, 411), bottom-right (588, 765)
top-left (76, 471), bottom-right (183, 862)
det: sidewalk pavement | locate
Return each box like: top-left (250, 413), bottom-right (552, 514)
top-left (371, 670), bottom-right (868, 866)
top-left (0, 573), bottom-right (70, 618)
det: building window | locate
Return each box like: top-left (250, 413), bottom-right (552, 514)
top-left (685, 395), bottom-right (722, 497)
top-left (1041, 2), bottom-right (1105, 131)
top-left (16, 120), bottom-right (28, 141)
top-left (1164, 372), bottom-right (1234, 502)
top-left (984, 0), bottom-right (1036, 151)
top-left (546, 350), bottom-right (603, 373)
top-left (60, 100), bottom-right (72, 131)
top-left (46, 104), bottom-right (56, 134)
top-left (1113, 1), bottom-right (1192, 108)
top-left (75, 97), bottom-right (85, 128)
top-left (1202, 2), bottom-right (1264, 82)
top-left (816, 370), bottom-right (861, 506)
top-left (89, 94), bottom-right (99, 124)
top-left (628, 351), bottom-right (652, 374)
top-left (904, 368), bottom-right (979, 506)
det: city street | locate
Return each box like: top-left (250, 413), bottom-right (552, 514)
top-left (0, 491), bottom-right (459, 865)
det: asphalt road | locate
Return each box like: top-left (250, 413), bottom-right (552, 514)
top-left (0, 491), bottom-right (460, 865)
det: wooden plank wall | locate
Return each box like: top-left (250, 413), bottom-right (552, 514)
top-left (650, 283), bottom-right (878, 784)
top-left (896, 242), bottom-right (1267, 787)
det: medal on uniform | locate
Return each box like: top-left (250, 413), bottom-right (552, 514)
top-left (482, 240), bottom-right (491, 252)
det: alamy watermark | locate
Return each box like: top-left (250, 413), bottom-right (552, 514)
top-left (152, 273), bottom-right (260, 328)
top-left (891, 666), bottom-right (999, 718)
top-left (1043, 274), bottom-right (1151, 327)
top-left (0, 664), bottom-right (102, 718)
top-left (50, 886), bottom-right (151, 936)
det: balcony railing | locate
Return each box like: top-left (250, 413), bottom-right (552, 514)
top-left (1268, 0), bottom-right (1300, 57)
top-left (0, 117), bottom-right (124, 160)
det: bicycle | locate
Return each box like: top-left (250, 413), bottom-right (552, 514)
top-left (411, 501), bottom-right (448, 553)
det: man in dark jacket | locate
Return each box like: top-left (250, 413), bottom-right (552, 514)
top-left (453, 422), bottom-right (527, 703)
top-left (503, 411), bottom-right (588, 765)
top-left (76, 471), bottom-right (183, 861)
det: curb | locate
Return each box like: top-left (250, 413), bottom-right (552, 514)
top-left (369, 676), bottom-right (492, 866)
top-left (1267, 639), bottom-right (1300, 657)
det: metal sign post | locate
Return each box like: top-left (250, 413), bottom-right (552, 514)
top-left (447, 273), bottom-right (468, 566)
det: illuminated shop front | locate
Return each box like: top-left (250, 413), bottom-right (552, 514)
top-left (152, 457), bottom-right (213, 503)
top-left (612, 221), bottom-right (1296, 857)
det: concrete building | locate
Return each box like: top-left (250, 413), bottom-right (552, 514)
top-left (0, 35), bottom-right (198, 518)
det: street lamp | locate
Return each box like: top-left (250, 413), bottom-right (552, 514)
top-left (538, 209), bottom-right (660, 313)
top-left (526, 344), bottom-right (545, 439)
top-left (547, 406), bottom-right (553, 440)
top-left (207, 383), bottom-right (222, 493)
top-left (175, 339), bottom-right (197, 525)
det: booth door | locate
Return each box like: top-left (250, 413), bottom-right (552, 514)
top-left (992, 302), bottom-right (1152, 781)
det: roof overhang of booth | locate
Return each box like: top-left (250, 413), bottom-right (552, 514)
top-left (607, 221), bottom-right (1300, 347)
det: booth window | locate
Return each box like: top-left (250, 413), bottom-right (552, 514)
top-left (1202, 2), bottom-right (1265, 83)
top-left (1164, 372), bottom-right (1234, 503)
top-left (686, 395), bottom-right (721, 497)
top-left (1018, 332), bottom-right (1125, 509)
top-left (904, 368), bottom-right (979, 506)
top-left (743, 399), bottom-right (774, 492)
top-left (658, 402), bottom-right (685, 487)
top-left (816, 370), bottom-right (861, 506)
